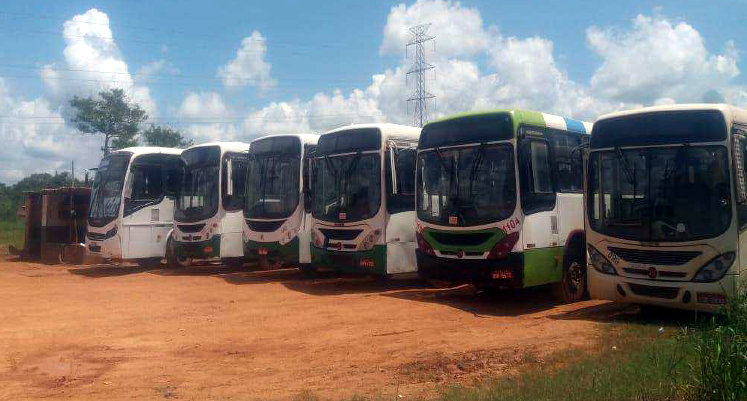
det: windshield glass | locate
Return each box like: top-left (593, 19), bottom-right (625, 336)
top-left (244, 154), bottom-right (300, 219)
top-left (417, 144), bottom-right (516, 226)
top-left (311, 153), bottom-right (381, 222)
top-left (175, 146), bottom-right (221, 222)
top-left (88, 153), bottom-right (130, 227)
top-left (588, 146), bottom-right (731, 242)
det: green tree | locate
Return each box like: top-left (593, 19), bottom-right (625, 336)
top-left (141, 125), bottom-right (194, 148)
top-left (69, 88), bottom-right (148, 154)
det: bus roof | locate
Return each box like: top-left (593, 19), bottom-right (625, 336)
top-left (323, 123), bottom-right (421, 140)
top-left (184, 141), bottom-right (250, 153)
top-left (114, 146), bottom-right (183, 156)
top-left (428, 109), bottom-right (592, 134)
top-left (595, 103), bottom-right (747, 125)
top-left (251, 133), bottom-right (319, 146)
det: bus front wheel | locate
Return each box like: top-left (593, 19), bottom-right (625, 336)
top-left (552, 248), bottom-right (587, 303)
top-left (166, 236), bottom-right (190, 269)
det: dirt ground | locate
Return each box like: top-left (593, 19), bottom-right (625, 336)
top-left (0, 256), bottom-right (627, 400)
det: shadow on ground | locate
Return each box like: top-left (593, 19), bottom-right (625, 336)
top-left (549, 301), bottom-right (710, 327)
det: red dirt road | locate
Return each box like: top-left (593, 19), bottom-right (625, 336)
top-left (0, 258), bottom-right (622, 400)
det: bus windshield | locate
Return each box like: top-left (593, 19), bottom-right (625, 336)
top-left (417, 144), bottom-right (516, 226)
top-left (312, 153), bottom-right (381, 222)
top-left (88, 153), bottom-right (131, 227)
top-left (244, 154), bottom-right (300, 220)
top-left (588, 146), bottom-right (731, 242)
top-left (176, 146), bottom-right (221, 222)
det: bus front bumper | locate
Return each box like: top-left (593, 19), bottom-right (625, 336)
top-left (310, 244), bottom-right (387, 276)
top-left (589, 269), bottom-right (734, 313)
top-left (174, 235), bottom-right (221, 260)
top-left (245, 237), bottom-right (299, 266)
top-left (416, 250), bottom-right (524, 288)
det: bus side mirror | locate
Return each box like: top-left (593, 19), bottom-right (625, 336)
top-left (303, 160), bottom-right (312, 213)
top-left (226, 158), bottom-right (234, 196)
top-left (389, 147), bottom-right (398, 195)
top-left (123, 169), bottom-right (134, 200)
top-left (734, 135), bottom-right (747, 204)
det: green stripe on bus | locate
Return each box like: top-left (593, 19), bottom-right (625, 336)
top-left (310, 244), bottom-right (387, 276)
top-left (245, 237), bottom-right (300, 266)
top-left (522, 246), bottom-right (564, 287)
top-left (513, 109), bottom-right (546, 130)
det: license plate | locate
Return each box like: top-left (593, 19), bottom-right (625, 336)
top-left (492, 270), bottom-right (513, 279)
top-left (258, 248), bottom-right (268, 256)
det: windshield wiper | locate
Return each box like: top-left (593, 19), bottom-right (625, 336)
top-left (615, 147), bottom-right (637, 186)
top-left (468, 143), bottom-right (486, 196)
top-left (341, 153), bottom-right (362, 214)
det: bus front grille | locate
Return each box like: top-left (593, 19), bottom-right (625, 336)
top-left (608, 247), bottom-right (701, 266)
top-left (628, 283), bottom-right (680, 299)
top-left (177, 224), bottom-right (206, 233)
top-left (246, 219), bottom-right (285, 233)
top-left (429, 232), bottom-right (493, 247)
top-left (319, 228), bottom-right (362, 241)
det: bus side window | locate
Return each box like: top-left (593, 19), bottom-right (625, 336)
top-left (386, 148), bottom-right (416, 214)
top-left (519, 131), bottom-right (556, 215)
top-left (222, 154), bottom-right (248, 211)
top-left (737, 136), bottom-right (747, 229)
top-left (551, 132), bottom-right (584, 192)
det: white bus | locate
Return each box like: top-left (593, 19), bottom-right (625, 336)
top-left (415, 110), bottom-right (592, 302)
top-left (86, 147), bottom-right (183, 267)
top-left (243, 134), bottom-right (319, 271)
top-left (586, 104), bottom-right (747, 312)
top-left (309, 124), bottom-right (421, 277)
top-left (171, 142), bottom-right (251, 267)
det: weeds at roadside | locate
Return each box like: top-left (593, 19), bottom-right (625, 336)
top-left (0, 219), bottom-right (25, 251)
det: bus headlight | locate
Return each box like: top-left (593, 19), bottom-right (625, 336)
top-left (359, 229), bottom-right (381, 251)
top-left (587, 245), bottom-right (617, 275)
top-left (693, 253), bottom-right (735, 283)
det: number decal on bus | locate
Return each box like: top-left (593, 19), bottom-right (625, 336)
top-left (501, 218), bottom-right (520, 233)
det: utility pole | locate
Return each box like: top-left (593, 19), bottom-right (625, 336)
top-left (406, 23), bottom-right (435, 128)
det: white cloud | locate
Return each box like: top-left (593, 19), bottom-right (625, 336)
top-left (217, 31), bottom-right (276, 91)
top-left (40, 8), bottom-right (156, 115)
top-left (136, 60), bottom-right (179, 81)
top-left (380, 0), bottom-right (492, 57)
top-left (587, 14), bottom-right (740, 104)
top-left (0, 78), bottom-right (102, 183)
top-left (175, 91), bottom-right (237, 143)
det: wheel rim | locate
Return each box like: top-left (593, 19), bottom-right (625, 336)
top-left (566, 261), bottom-right (583, 295)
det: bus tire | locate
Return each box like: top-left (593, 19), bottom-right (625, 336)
top-left (166, 236), bottom-right (189, 269)
top-left (224, 258), bottom-right (245, 268)
top-left (136, 257), bottom-right (162, 268)
top-left (552, 247), bottom-right (587, 303)
top-left (299, 263), bottom-right (316, 277)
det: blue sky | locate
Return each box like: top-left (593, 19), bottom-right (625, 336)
top-left (0, 0), bottom-right (746, 182)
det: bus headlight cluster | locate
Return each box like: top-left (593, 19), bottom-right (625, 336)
top-left (587, 245), bottom-right (617, 275)
top-left (359, 229), bottom-right (381, 251)
top-left (693, 253), bottom-right (735, 283)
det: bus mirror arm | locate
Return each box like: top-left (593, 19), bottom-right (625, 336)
top-left (389, 141), bottom-right (398, 195)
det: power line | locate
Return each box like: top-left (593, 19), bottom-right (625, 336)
top-left (406, 23), bottom-right (435, 128)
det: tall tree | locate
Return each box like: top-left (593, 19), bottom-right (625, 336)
top-left (141, 125), bottom-right (194, 148)
top-left (69, 88), bottom-right (148, 154)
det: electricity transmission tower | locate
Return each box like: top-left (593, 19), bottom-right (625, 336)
top-left (406, 23), bottom-right (435, 128)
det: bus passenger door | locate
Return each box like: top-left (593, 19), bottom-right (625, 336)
top-left (518, 134), bottom-right (558, 250)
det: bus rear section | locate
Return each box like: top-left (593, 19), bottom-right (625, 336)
top-left (586, 104), bottom-right (747, 312)
top-left (415, 110), bottom-right (592, 302)
top-left (171, 142), bottom-right (250, 267)
top-left (309, 124), bottom-right (421, 277)
top-left (86, 147), bottom-right (182, 267)
top-left (243, 134), bottom-right (318, 270)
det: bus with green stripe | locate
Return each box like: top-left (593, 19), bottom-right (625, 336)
top-left (309, 124), bottom-right (421, 277)
top-left (415, 109), bottom-right (592, 302)
top-left (243, 134), bottom-right (319, 271)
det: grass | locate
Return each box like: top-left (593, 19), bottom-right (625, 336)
top-left (0, 219), bottom-right (25, 251)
